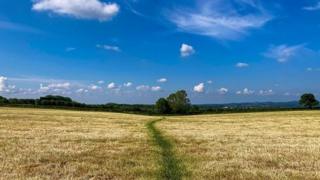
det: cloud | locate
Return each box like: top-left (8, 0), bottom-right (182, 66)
top-left (39, 82), bottom-right (71, 93)
top-left (259, 89), bottom-right (274, 96)
top-left (32, 0), bottom-right (119, 21)
top-left (264, 44), bottom-right (305, 63)
top-left (123, 82), bottom-right (133, 87)
top-left (306, 67), bottom-right (320, 72)
top-left (207, 80), bottom-right (213, 84)
top-left (0, 76), bottom-right (8, 92)
top-left (0, 76), bottom-right (16, 93)
top-left (168, 0), bottom-right (272, 40)
top-left (97, 44), bottom-right (121, 52)
top-left (0, 20), bottom-right (42, 34)
top-left (180, 43), bottom-right (195, 57)
top-left (218, 88), bottom-right (228, 94)
top-left (157, 78), bottom-right (167, 83)
top-left (136, 85), bottom-right (150, 91)
top-left (236, 88), bottom-right (254, 95)
top-left (97, 80), bottom-right (105, 84)
top-left (107, 82), bottom-right (117, 89)
top-left (151, 86), bottom-right (162, 92)
top-left (194, 83), bottom-right (205, 93)
top-left (303, 2), bottom-right (320, 11)
top-left (76, 88), bottom-right (89, 94)
top-left (236, 62), bottom-right (249, 68)
top-left (89, 85), bottom-right (101, 91)
top-left (46, 82), bottom-right (71, 89)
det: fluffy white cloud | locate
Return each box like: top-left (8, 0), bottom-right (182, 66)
top-left (194, 83), bottom-right (205, 93)
top-left (97, 44), bottom-right (121, 52)
top-left (157, 78), bottom-right (167, 83)
top-left (123, 82), bottom-right (133, 87)
top-left (107, 82), bottom-right (117, 89)
top-left (264, 44), bottom-right (304, 63)
top-left (151, 86), bottom-right (162, 92)
top-left (0, 76), bottom-right (17, 93)
top-left (180, 43), bottom-right (195, 57)
top-left (0, 76), bottom-right (8, 92)
top-left (218, 88), bottom-right (228, 95)
top-left (168, 1), bottom-right (271, 40)
top-left (236, 62), bottom-right (249, 68)
top-left (32, 0), bottom-right (119, 21)
top-left (236, 88), bottom-right (254, 95)
top-left (136, 85), bottom-right (150, 91)
top-left (303, 2), bottom-right (320, 11)
top-left (89, 85), bottom-right (101, 91)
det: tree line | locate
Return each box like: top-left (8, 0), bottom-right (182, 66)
top-left (0, 91), bottom-right (318, 115)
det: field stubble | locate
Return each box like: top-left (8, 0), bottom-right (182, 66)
top-left (0, 108), bottom-right (159, 179)
top-left (159, 111), bottom-right (320, 179)
top-left (1, 108), bottom-right (320, 179)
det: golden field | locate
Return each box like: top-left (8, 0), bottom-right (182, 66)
top-left (0, 108), bottom-right (159, 179)
top-left (160, 111), bottom-right (320, 179)
top-left (0, 108), bottom-right (320, 179)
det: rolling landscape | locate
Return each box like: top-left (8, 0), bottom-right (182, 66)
top-left (1, 0), bottom-right (320, 179)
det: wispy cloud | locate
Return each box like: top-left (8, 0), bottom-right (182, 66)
top-left (303, 2), bottom-right (320, 11)
top-left (157, 78), bottom-right (167, 83)
top-left (32, 0), bottom-right (120, 21)
top-left (0, 20), bottom-right (42, 34)
top-left (8, 76), bottom-right (69, 83)
top-left (97, 44), bottom-right (121, 52)
top-left (167, 0), bottom-right (272, 40)
top-left (264, 44), bottom-right (306, 63)
top-left (65, 47), bottom-right (76, 52)
top-left (236, 62), bottom-right (249, 68)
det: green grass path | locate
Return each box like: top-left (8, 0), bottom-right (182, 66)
top-left (146, 118), bottom-right (186, 180)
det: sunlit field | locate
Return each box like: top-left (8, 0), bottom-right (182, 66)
top-left (0, 108), bottom-right (158, 179)
top-left (1, 108), bottom-right (320, 179)
top-left (160, 111), bottom-right (320, 179)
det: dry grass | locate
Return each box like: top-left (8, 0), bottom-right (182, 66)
top-left (160, 111), bottom-right (320, 179)
top-left (0, 108), bottom-right (159, 180)
top-left (1, 108), bottom-right (320, 179)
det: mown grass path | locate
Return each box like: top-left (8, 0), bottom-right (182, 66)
top-left (146, 118), bottom-right (185, 180)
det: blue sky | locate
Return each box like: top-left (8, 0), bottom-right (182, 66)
top-left (0, 0), bottom-right (319, 104)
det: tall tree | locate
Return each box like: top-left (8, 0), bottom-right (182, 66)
top-left (299, 93), bottom-right (319, 109)
top-left (166, 90), bottom-right (191, 114)
top-left (155, 98), bottom-right (171, 114)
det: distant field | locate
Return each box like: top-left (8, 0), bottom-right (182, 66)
top-left (1, 108), bottom-right (320, 179)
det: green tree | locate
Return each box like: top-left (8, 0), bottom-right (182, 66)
top-left (0, 96), bottom-right (8, 104)
top-left (155, 98), bottom-right (171, 114)
top-left (299, 93), bottom-right (319, 109)
top-left (166, 90), bottom-right (191, 114)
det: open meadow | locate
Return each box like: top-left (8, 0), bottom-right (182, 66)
top-left (0, 108), bottom-right (159, 179)
top-left (0, 108), bottom-right (320, 179)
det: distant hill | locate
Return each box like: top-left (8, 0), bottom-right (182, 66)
top-left (198, 101), bottom-right (300, 109)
